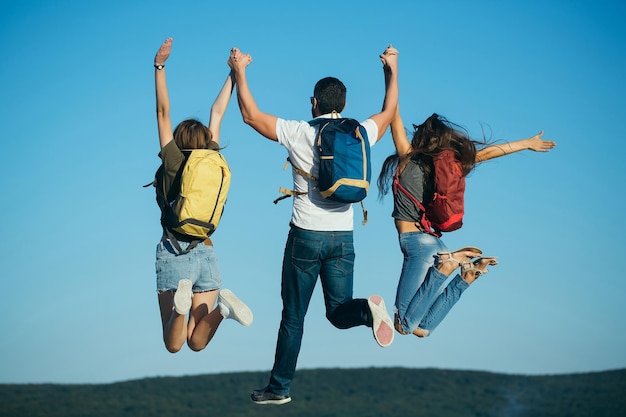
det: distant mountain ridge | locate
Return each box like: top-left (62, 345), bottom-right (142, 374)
top-left (1, 367), bottom-right (624, 417)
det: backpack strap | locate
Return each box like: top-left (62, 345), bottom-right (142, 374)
top-left (273, 157), bottom-right (315, 204)
top-left (273, 187), bottom-right (309, 204)
top-left (164, 227), bottom-right (202, 255)
top-left (146, 165), bottom-right (204, 255)
top-left (359, 201), bottom-right (368, 226)
top-left (285, 157), bottom-right (315, 181)
top-left (392, 165), bottom-right (440, 237)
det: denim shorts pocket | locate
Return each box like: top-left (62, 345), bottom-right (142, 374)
top-left (292, 238), bottom-right (321, 273)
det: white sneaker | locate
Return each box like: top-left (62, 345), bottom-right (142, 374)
top-left (173, 279), bottom-right (193, 315)
top-left (218, 289), bottom-right (253, 326)
top-left (368, 295), bottom-right (394, 347)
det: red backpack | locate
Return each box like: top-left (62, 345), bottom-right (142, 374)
top-left (393, 150), bottom-right (465, 237)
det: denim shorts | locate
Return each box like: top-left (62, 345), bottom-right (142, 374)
top-left (155, 237), bottom-right (223, 293)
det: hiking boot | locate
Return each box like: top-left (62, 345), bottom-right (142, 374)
top-left (251, 388), bottom-right (291, 405)
top-left (368, 295), bottom-right (394, 347)
top-left (218, 289), bottom-right (253, 326)
top-left (173, 279), bottom-right (193, 315)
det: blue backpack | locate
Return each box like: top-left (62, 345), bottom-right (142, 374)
top-left (274, 116), bottom-right (371, 223)
top-left (312, 117), bottom-right (371, 203)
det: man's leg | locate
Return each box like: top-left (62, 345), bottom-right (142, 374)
top-left (319, 230), bottom-right (369, 328)
top-left (320, 230), bottom-right (394, 346)
top-left (253, 226), bottom-right (322, 404)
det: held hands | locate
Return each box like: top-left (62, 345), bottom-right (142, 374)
top-left (155, 37), bottom-right (173, 66)
top-left (227, 47), bottom-right (253, 71)
top-left (380, 44), bottom-right (399, 71)
top-left (526, 131), bottom-right (556, 152)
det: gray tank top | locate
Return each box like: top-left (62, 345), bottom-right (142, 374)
top-left (392, 157), bottom-right (433, 223)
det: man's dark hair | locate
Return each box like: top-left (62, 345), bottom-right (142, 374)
top-left (313, 77), bottom-right (346, 114)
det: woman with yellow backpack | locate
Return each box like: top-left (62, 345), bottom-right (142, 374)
top-left (152, 37), bottom-right (252, 354)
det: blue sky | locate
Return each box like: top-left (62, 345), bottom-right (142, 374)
top-left (1, 0), bottom-right (625, 384)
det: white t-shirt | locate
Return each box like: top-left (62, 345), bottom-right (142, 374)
top-left (276, 113), bottom-right (379, 231)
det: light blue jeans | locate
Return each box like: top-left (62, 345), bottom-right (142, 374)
top-left (394, 232), bottom-right (470, 335)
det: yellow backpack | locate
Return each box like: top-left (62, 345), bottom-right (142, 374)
top-left (149, 149), bottom-right (231, 254)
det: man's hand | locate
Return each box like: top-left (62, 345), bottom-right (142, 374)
top-left (380, 44), bottom-right (399, 72)
top-left (228, 47), bottom-right (253, 72)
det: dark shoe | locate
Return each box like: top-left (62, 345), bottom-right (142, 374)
top-left (251, 388), bottom-right (291, 405)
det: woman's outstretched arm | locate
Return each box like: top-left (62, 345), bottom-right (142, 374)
top-left (476, 131), bottom-right (556, 162)
top-left (155, 37), bottom-right (173, 149)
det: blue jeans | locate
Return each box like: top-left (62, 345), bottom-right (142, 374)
top-left (394, 232), bottom-right (469, 335)
top-left (267, 224), bottom-right (372, 395)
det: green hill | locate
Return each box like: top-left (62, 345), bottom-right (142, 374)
top-left (1, 367), bottom-right (624, 417)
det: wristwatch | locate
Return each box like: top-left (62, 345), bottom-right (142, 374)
top-left (154, 64), bottom-right (165, 70)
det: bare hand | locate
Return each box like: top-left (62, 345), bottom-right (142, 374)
top-left (155, 37), bottom-right (172, 66)
top-left (228, 47), bottom-right (253, 71)
top-left (380, 44), bottom-right (399, 70)
top-left (527, 131), bottom-right (556, 152)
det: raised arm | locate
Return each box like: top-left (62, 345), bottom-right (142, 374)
top-left (228, 48), bottom-right (278, 141)
top-left (208, 72), bottom-right (235, 145)
top-left (389, 105), bottom-right (412, 156)
top-left (154, 38), bottom-right (174, 149)
top-left (369, 45), bottom-right (399, 142)
top-left (475, 131), bottom-right (556, 162)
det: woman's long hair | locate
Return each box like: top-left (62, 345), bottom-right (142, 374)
top-left (378, 113), bottom-right (481, 198)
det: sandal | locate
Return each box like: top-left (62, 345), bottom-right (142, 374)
top-left (437, 247), bottom-right (483, 268)
top-left (461, 257), bottom-right (498, 277)
top-left (394, 313), bottom-right (408, 335)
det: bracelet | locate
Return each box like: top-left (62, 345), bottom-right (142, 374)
top-left (154, 64), bottom-right (165, 70)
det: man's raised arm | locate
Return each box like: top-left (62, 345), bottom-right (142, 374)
top-left (228, 48), bottom-right (279, 141)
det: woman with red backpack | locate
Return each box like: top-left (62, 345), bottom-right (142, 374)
top-left (377, 88), bottom-right (555, 338)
